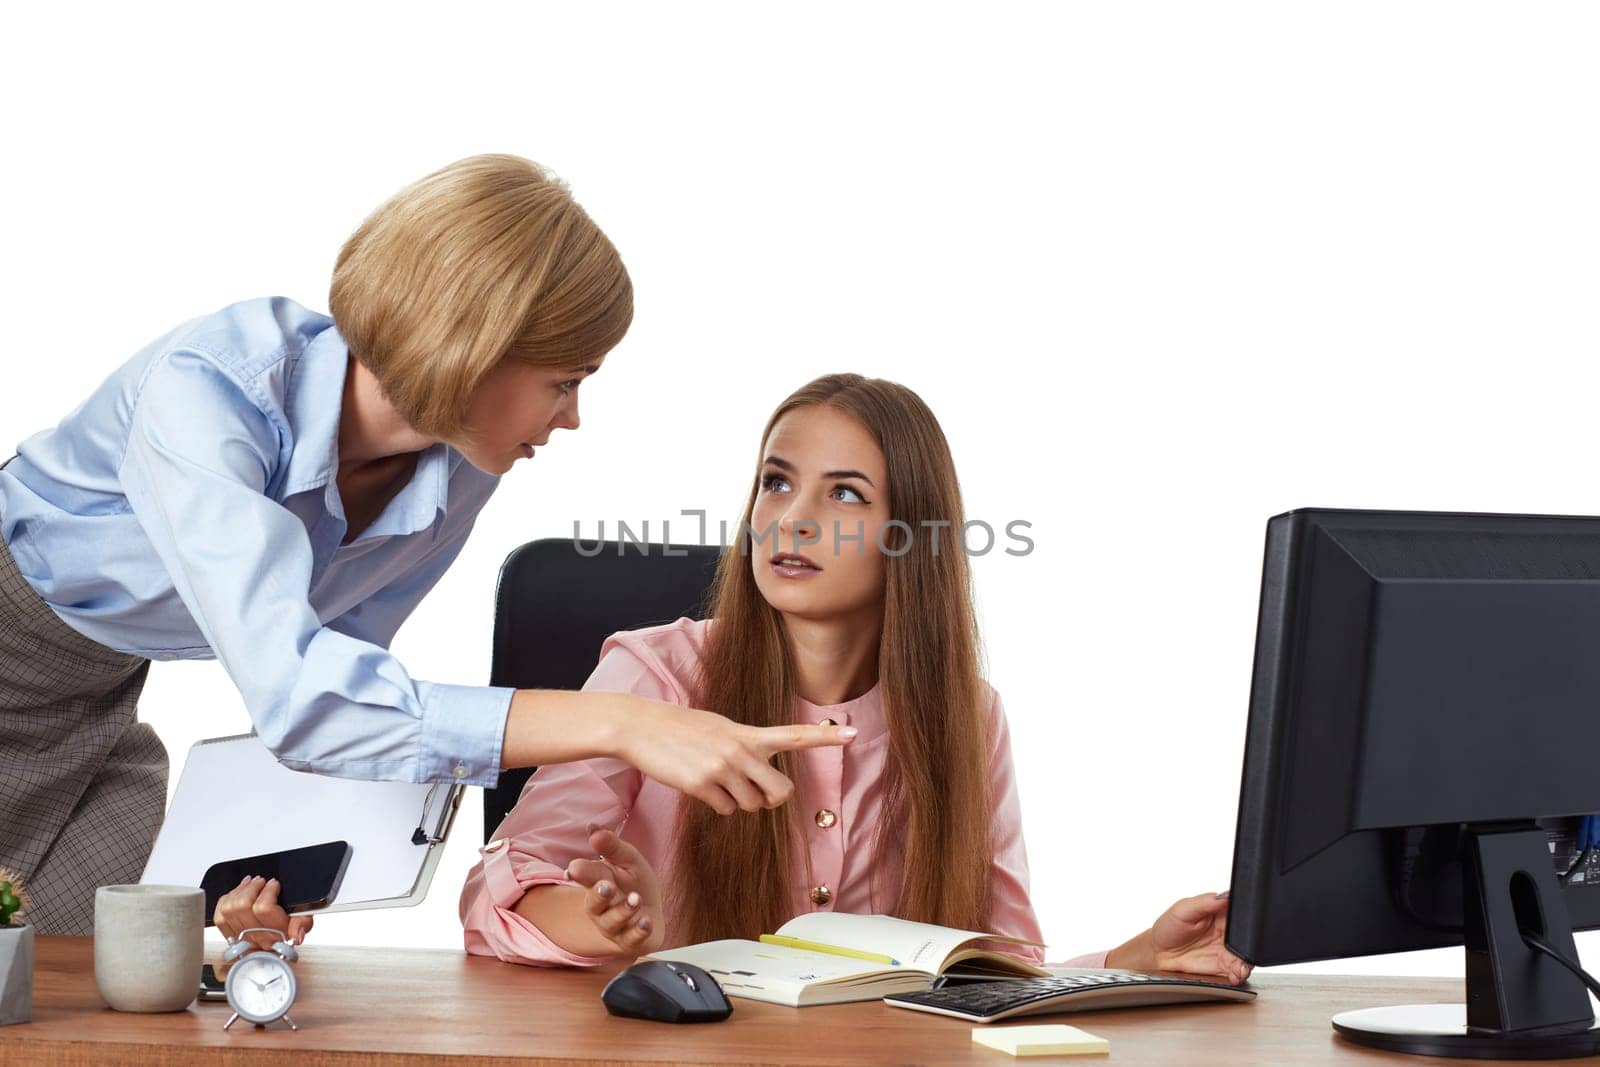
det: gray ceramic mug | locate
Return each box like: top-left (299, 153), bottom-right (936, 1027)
top-left (94, 885), bottom-right (204, 1012)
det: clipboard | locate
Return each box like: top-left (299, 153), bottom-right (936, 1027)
top-left (141, 732), bottom-right (464, 914)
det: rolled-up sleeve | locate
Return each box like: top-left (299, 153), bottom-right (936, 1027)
top-left (460, 643), bottom-right (669, 966)
top-left (117, 350), bottom-right (510, 785)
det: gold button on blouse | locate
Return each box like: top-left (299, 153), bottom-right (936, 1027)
top-left (819, 718), bottom-right (836, 727)
top-left (814, 809), bottom-right (837, 829)
top-left (810, 885), bottom-right (833, 907)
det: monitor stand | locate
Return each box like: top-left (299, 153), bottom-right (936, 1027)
top-left (1334, 824), bottom-right (1600, 1059)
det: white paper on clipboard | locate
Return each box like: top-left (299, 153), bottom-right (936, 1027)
top-left (141, 732), bottom-right (463, 912)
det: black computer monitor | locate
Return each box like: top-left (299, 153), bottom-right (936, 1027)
top-left (1225, 508), bottom-right (1600, 1059)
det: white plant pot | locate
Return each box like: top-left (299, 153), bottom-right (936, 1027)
top-left (0, 922), bottom-right (33, 1026)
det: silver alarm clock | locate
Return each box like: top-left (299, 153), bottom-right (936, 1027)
top-left (221, 927), bottom-right (300, 1031)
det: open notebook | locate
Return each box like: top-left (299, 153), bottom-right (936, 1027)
top-left (643, 912), bottom-right (1046, 1007)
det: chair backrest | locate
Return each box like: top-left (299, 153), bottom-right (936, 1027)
top-left (484, 537), bottom-right (723, 841)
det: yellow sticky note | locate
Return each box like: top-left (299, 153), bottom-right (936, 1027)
top-left (972, 1024), bottom-right (1110, 1057)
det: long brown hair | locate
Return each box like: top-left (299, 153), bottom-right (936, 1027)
top-left (669, 374), bottom-right (993, 944)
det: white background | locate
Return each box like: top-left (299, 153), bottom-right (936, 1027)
top-left (3, 2), bottom-right (1598, 985)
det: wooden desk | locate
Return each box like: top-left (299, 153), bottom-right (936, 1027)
top-left (6, 936), bottom-right (1489, 1064)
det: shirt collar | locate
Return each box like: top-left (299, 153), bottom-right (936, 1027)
top-left (282, 323), bottom-right (451, 540)
top-left (797, 681), bottom-right (886, 741)
top-left (353, 443), bottom-right (451, 541)
top-left (280, 323), bottom-right (349, 496)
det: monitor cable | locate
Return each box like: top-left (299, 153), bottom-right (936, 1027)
top-left (1520, 929), bottom-right (1600, 1002)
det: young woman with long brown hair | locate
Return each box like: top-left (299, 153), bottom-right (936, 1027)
top-left (461, 374), bottom-right (1250, 983)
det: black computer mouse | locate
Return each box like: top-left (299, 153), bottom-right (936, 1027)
top-left (600, 960), bottom-right (733, 1023)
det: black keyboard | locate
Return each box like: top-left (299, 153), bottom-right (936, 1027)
top-left (884, 971), bottom-right (1256, 1023)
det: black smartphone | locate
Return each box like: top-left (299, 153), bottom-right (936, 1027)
top-left (200, 839), bottom-right (353, 925)
top-left (198, 963), bottom-right (227, 1001)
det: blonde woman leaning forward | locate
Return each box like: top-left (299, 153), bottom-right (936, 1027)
top-left (0, 155), bottom-right (852, 937)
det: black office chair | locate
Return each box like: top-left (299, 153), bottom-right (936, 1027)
top-left (483, 537), bottom-right (723, 841)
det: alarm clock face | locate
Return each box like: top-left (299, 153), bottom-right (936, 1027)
top-left (224, 952), bottom-right (297, 1024)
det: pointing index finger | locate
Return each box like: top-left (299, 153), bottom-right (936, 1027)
top-left (755, 723), bottom-right (858, 755)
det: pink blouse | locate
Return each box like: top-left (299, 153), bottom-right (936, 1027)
top-left (459, 617), bottom-right (1107, 969)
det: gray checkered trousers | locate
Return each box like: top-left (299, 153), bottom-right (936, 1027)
top-left (0, 492), bottom-right (167, 934)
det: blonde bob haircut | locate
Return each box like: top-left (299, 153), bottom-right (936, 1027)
top-left (329, 154), bottom-right (633, 442)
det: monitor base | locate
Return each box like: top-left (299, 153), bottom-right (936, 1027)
top-left (1334, 1004), bottom-right (1600, 1060)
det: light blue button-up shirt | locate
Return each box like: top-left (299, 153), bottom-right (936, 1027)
top-left (0, 297), bottom-right (513, 786)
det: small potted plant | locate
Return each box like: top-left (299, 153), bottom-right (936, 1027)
top-left (0, 867), bottom-right (32, 1026)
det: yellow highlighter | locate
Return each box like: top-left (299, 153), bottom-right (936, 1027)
top-left (758, 934), bottom-right (899, 966)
